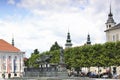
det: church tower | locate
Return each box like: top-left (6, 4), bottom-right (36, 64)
top-left (65, 31), bottom-right (72, 48)
top-left (86, 33), bottom-right (91, 45)
top-left (105, 4), bottom-right (116, 30)
top-left (104, 3), bottom-right (120, 42)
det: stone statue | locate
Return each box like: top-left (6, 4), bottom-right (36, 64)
top-left (36, 54), bottom-right (52, 64)
top-left (60, 47), bottom-right (64, 64)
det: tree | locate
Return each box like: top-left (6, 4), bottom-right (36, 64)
top-left (28, 49), bottom-right (40, 68)
top-left (24, 58), bottom-right (29, 67)
top-left (28, 53), bottom-right (40, 68)
top-left (32, 49), bottom-right (39, 55)
top-left (50, 41), bottom-right (60, 51)
top-left (27, 41), bottom-right (120, 70)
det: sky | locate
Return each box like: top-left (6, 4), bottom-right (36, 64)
top-left (0, 0), bottom-right (120, 58)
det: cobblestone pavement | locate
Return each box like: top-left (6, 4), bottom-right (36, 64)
top-left (6, 77), bottom-right (119, 80)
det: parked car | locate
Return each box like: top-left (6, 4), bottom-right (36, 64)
top-left (100, 72), bottom-right (112, 78)
top-left (113, 74), bottom-right (120, 79)
top-left (87, 72), bottom-right (98, 78)
top-left (101, 74), bottom-right (109, 78)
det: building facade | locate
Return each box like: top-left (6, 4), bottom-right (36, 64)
top-left (105, 5), bottom-right (120, 42)
top-left (0, 39), bottom-right (24, 78)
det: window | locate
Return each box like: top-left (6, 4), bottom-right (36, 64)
top-left (8, 56), bottom-right (12, 70)
top-left (14, 65), bottom-right (18, 71)
top-left (112, 35), bottom-right (115, 41)
top-left (8, 56), bottom-right (11, 60)
top-left (2, 56), bottom-right (6, 71)
top-left (3, 56), bottom-right (6, 63)
top-left (116, 34), bottom-right (119, 41)
top-left (3, 56), bottom-right (5, 60)
top-left (15, 56), bottom-right (17, 61)
top-left (107, 25), bottom-right (108, 28)
top-left (3, 64), bottom-right (6, 70)
top-left (14, 56), bottom-right (17, 71)
top-left (109, 25), bottom-right (111, 28)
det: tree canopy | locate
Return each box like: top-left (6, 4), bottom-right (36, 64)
top-left (26, 49), bottom-right (40, 68)
top-left (50, 41), bottom-right (60, 51)
top-left (48, 41), bottom-right (120, 68)
top-left (26, 41), bottom-right (120, 69)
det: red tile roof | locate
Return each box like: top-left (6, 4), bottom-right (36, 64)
top-left (0, 39), bottom-right (20, 52)
top-left (24, 57), bottom-right (28, 61)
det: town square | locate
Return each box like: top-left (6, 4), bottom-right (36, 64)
top-left (0, 0), bottom-right (120, 80)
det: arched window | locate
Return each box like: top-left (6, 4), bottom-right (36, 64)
top-left (109, 25), bottom-right (111, 28)
top-left (113, 35), bottom-right (115, 41)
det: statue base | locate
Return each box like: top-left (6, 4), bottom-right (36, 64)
top-left (58, 63), bottom-right (66, 72)
top-left (57, 63), bottom-right (68, 77)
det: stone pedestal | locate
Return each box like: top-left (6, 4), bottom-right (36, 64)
top-left (58, 63), bottom-right (66, 72)
top-left (57, 63), bottom-right (68, 77)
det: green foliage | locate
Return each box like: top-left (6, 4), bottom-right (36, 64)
top-left (28, 53), bottom-right (40, 68)
top-left (24, 59), bottom-right (29, 67)
top-left (28, 49), bottom-right (40, 68)
top-left (28, 41), bottom-right (120, 69)
top-left (31, 49), bottom-right (39, 55)
top-left (49, 41), bottom-right (120, 68)
top-left (49, 50), bottom-right (59, 63)
top-left (50, 41), bottom-right (60, 51)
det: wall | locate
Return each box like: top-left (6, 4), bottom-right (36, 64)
top-left (0, 51), bottom-right (24, 78)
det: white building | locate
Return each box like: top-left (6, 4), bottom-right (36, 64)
top-left (104, 5), bottom-right (120, 42)
top-left (0, 39), bottom-right (24, 78)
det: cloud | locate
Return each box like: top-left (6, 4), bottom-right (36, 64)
top-left (17, 0), bottom-right (88, 14)
top-left (7, 0), bottom-right (15, 5)
top-left (1, 0), bottom-right (120, 57)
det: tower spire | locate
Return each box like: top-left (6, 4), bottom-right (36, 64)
top-left (106, 2), bottom-right (116, 29)
top-left (110, 3), bottom-right (111, 14)
top-left (108, 2), bottom-right (112, 17)
top-left (86, 33), bottom-right (91, 45)
top-left (65, 29), bottom-right (72, 48)
top-left (12, 34), bottom-right (14, 46)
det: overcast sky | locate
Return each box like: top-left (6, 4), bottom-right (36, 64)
top-left (0, 0), bottom-right (120, 57)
